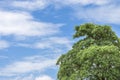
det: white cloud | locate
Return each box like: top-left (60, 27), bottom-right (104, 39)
top-left (1, 0), bottom-right (119, 24)
top-left (53, 0), bottom-right (120, 24)
top-left (53, 0), bottom-right (111, 6)
top-left (17, 37), bottom-right (72, 52)
top-left (13, 74), bottom-right (34, 80)
top-left (11, 0), bottom-right (111, 11)
top-left (10, 0), bottom-right (120, 24)
top-left (35, 75), bottom-right (53, 80)
top-left (7, 74), bottom-right (54, 80)
top-left (75, 5), bottom-right (120, 24)
top-left (0, 55), bottom-right (56, 76)
top-left (34, 37), bottom-right (72, 49)
top-left (12, 0), bottom-right (49, 11)
top-left (0, 10), bottom-right (62, 37)
top-left (0, 40), bottom-right (9, 49)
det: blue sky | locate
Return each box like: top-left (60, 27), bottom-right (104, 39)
top-left (0, 0), bottom-right (120, 80)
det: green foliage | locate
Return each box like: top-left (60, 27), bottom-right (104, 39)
top-left (57, 23), bottom-right (120, 80)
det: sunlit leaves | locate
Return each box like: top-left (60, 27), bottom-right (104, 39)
top-left (57, 23), bottom-right (120, 80)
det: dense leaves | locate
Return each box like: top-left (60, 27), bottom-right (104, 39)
top-left (57, 23), bottom-right (120, 80)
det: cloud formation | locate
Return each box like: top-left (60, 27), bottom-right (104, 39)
top-left (11, 0), bottom-right (111, 10)
top-left (0, 10), bottom-right (62, 37)
top-left (18, 37), bottom-right (72, 49)
top-left (0, 0), bottom-right (112, 11)
top-left (35, 75), bottom-right (53, 80)
top-left (0, 55), bottom-right (56, 76)
top-left (12, 0), bottom-right (49, 11)
top-left (0, 40), bottom-right (9, 49)
top-left (7, 0), bottom-right (120, 24)
top-left (0, 0), bottom-right (119, 24)
top-left (53, 0), bottom-right (111, 7)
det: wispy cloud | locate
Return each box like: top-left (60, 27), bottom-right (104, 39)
top-left (0, 55), bottom-right (56, 77)
top-left (11, 0), bottom-right (111, 9)
top-left (0, 10), bottom-right (63, 37)
top-left (2, 74), bottom-right (54, 80)
top-left (35, 75), bottom-right (53, 80)
top-left (0, 40), bottom-right (9, 49)
top-left (12, 0), bottom-right (49, 11)
top-left (33, 37), bottom-right (72, 49)
top-left (75, 5), bottom-right (120, 24)
top-left (7, 0), bottom-right (120, 24)
top-left (0, 0), bottom-right (112, 11)
top-left (12, 74), bottom-right (34, 80)
top-left (17, 37), bottom-right (72, 54)
top-left (0, 0), bottom-right (119, 24)
top-left (52, 0), bottom-right (120, 24)
top-left (53, 0), bottom-right (111, 7)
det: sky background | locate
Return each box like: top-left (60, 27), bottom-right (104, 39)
top-left (0, 0), bottom-right (120, 80)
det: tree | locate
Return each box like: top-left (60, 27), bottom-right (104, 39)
top-left (57, 23), bottom-right (120, 80)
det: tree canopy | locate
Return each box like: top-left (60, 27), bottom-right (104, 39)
top-left (57, 23), bottom-right (120, 80)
